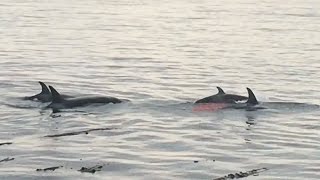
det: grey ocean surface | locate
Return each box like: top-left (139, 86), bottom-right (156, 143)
top-left (0, 0), bottom-right (320, 179)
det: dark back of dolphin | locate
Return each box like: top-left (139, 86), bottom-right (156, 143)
top-left (195, 87), bottom-right (247, 104)
top-left (246, 88), bottom-right (258, 105)
top-left (24, 81), bottom-right (52, 102)
top-left (24, 81), bottom-right (73, 102)
top-left (229, 88), bottom-right (265, 110)
top-left (195, 87), bottom-right (225, 103)
top-left (47, 85), bottom-right (123, 111)
top-left (49, 85), bottom-right (63, 103)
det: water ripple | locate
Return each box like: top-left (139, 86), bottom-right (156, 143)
top-left (0, 0), bottom-right (320, 179)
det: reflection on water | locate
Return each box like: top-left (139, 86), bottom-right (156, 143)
top-left (1, 0), bottom-right (320, 179)
top-left (245, 113), bottom-right (256, 130)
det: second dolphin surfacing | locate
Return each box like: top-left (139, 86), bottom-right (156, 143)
top-left (46, 85), bottom-right (124, 112)
top-left (195, 87), bottom-right (248, 104)
top-left (193, 88), bottom-right (264, 112)
top-left (24, 81), bottom-right (73, 103)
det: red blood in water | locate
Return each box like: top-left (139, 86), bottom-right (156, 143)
top-left (193, 103), bottom-right (228, 112)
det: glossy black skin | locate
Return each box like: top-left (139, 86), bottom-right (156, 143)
top-left (195, 94), bottom-right (248, 104)
top-left (47, 85), bottom-right (123, 112)
top-left (47, 96), bottom-right (122, 109)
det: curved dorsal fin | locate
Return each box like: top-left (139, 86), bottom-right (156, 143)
top-left (246, 88), bottom-right (258, 105)
top-left (39, 81), bottom-right (50, 94)
top-left (48, 85), bottom-right (63, 103)
top-left (216, 87), bottom-right (225, 94)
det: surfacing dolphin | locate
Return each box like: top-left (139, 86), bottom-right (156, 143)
top-left (47, 85), bottom-right (124, 112)
top-left (193, 87), bottom-right (263, 112)
top-left (194, 87), bottom-right (319, 112)
top-left (228, 88), bottom-right (266, 111)
top-left (195, 87), bottom-right (248, 104)
top-left (24, 81), bottom-right (72, 103)
top-left (24, 81), bottom-right (51, 102)
top-left (233, 88), bottom-right (319, 111)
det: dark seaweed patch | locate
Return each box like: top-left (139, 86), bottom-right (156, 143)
top-left (0, 157), bottom-right (14, 163)
top-left (36, 166), bottom-right (63, 172)
top-left (0, 142), bottom-right (12, 146)
top-left (193, 159), bottom-right (215, 163)
top-left (44, 127), bottom-right (117, 138)
top-left (78, 165), bottom-right (103, 173)
top-left (213, 168), bottom-right (268, 180)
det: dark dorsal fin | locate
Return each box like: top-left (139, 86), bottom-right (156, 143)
top-left (48, 85), bottom-right (63, 103)
top-left (246, 88), bottom-right (258, 105)
top-left (216, 87), bottom-right (225, 94)
top-left (39, 81), bottom-right (50, 94)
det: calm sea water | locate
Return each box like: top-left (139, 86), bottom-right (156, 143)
top-left (0, 0), bottom-right (319, 179)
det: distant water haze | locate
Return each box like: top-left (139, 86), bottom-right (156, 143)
top-left (0, 0), bottom-right (319, 179)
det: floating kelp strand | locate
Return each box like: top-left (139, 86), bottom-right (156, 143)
top-left (36, 166), bottom-right (63, 171)
top-left (0, 142), bottom-right (12, 146)
top-left (44, 127), bottom-right (117, 138)
top-left (213, 168), bottom-right (268, 180)
top-left (78, 165), bottom-right (103, 173)
top-left (0, 157), bottom-right (14, 163)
